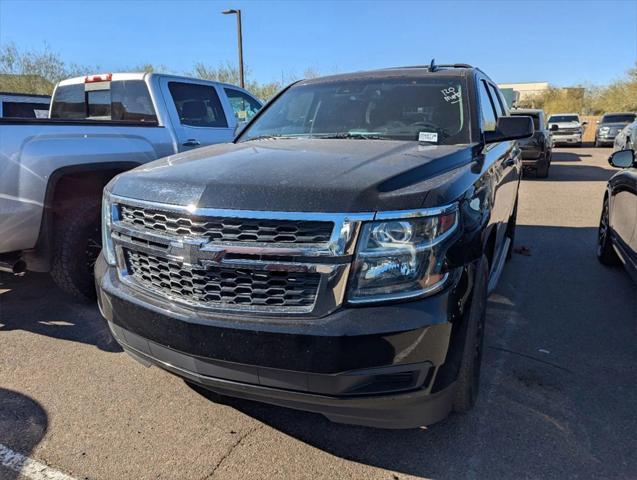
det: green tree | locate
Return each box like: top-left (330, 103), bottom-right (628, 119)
top-left (0, 42), bottom-right (96, 94)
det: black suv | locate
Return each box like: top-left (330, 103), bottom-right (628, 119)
top-left (595, 112), bottom-right (636, 147)
top-left (96, 64), bottom-right (533, 429)
top-left (511, 108), bottom-right (552, 177)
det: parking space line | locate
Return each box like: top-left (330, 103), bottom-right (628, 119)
top-left (0, 443), bottom-right (77, 480)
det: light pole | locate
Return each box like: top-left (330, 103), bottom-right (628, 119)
top-left (222, 9), bottom-right (244, 88)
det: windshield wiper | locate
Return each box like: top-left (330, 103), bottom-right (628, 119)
top-left (242, 135), bottom-right (296, 142)
top-left (314, 132), bottom-right (387, 140)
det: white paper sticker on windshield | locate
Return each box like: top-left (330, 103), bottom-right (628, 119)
top-left (419, 131), bottom-right (438, 143)
top-left (441, 86), bottom-right (461, 104)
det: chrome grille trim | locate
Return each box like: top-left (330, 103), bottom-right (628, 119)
top-left (108, 193), bottom-right (372, 316)
top-left (119, 204), bottom-right (335, 244)
top-left (124, 249), bottom-right (323, 311)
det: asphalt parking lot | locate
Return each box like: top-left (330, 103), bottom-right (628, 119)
top-left (1, 146), bottom-right (635, 480)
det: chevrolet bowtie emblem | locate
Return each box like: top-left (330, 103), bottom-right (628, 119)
top-left (168, 239), bottom-right (226, 266)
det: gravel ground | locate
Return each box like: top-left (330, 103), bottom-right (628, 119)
top-left (1, 146), bottom-right (635, 480)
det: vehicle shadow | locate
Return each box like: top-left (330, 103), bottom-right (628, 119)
top-left (0, 388), bottom-right (48, 480)
top-left (546, 163), bottom-right (617, 182)
top-left (550, 151), bottom-right (589, 162)
top-left (188, 224), bottom-right (636, 479)
top-left (0, 272), bottom-right (121, 352)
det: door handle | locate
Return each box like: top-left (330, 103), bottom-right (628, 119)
top-left (182, 139), bottom-right (201, 147)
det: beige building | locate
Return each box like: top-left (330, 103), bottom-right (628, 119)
top-left (498, 82), bottom-right (550, 102)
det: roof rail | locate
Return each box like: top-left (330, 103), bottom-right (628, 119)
top-left (435, 63), bottom-right (473, 69)
top-left (385, 62), bottom-right (474, 72)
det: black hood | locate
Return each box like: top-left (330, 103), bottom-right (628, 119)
top-left (111, 139), bottom-right (477, 212)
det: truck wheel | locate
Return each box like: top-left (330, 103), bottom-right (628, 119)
top-left (50, 199), bottom-right (102, 301)
top-left (597, 197), bottom-right (620, 266)
top-left (536, 157), bottom-right (549, 178)
top-left (453, 254), bottom-right (488, 413)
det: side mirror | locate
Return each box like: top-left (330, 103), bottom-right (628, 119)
top-left (582, 121), bottom-right (588, 126)
top-left (484, 116), bottom-right (534, 144)
top-left (550, 124), bottom-right (559, 131)
top-left (608, 149), bottom-right (635, 169)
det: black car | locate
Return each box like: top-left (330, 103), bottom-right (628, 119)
top-left (598, 149), bottom-right (637, 282)
top-left (595, 112), bottom-right (636, 147)
top-left (511, 108), bottom-right (552, 177)
top-left (96, 64), bottom-right (533, 429)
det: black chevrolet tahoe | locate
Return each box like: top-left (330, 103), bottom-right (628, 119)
top-left (96, 64), bottom-right (533, 429)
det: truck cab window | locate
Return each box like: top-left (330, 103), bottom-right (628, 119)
top-left (51, 83), bottom-right (85, 119)
top-left (224, 88), bottom-right (261, 122)
top-left (168, 82), bottom-right (228, 128)
top-left (478, 81), bottom-right (497, 132)
top-left (87, 90), bottom-right (111, 119)
top-left (487, 84), bottom-right (505, 117)
top-left (51, 80), bottom-right (157, 122)
top-left (111, 81), bottom-right (157, 122)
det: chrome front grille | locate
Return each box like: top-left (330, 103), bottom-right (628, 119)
top-left (554, 128), bottom-right (580, 135)
top-left (119, 204), bottom-right (334, 244)
top-left (109, 194), bottom-right (373, 316)
top-left (125, 249), bottom-right (321, 308)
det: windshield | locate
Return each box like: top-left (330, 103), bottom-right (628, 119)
top-left (512, 112), bottom-right (540, 130)
top-left (240, 77), bottom-right (470, 145)
top-left (600, 114), bottom-right (635, 124)
top-left (548, 115), bottom-right (579, 123)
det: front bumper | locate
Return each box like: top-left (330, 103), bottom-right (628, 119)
top-left (552, 133), bottom-right (582, 145)
top-left (96, 255), bottom-right (463, 429)
top-left (597, 134), bottom-right (617, 145)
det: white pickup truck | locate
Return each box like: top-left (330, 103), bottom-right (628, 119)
top-left (0, 72), bottom-right (262, 300)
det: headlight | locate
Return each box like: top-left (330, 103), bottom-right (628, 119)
top-left (600, 127), bottom-right (610, 133)
top-left (347, 205), bottom-right (458, 303)
top-left (101, 192), bottom-right (117, 266)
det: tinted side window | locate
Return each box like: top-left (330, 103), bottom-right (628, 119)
top-left (224, 88), bottom-right (261, 122)
top-left (478, 81), bottom-right (497, 132)
top-left (168, 82), bottom-right (228, 128)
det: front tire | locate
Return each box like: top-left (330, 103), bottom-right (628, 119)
top-left (453, 254), bottom-right (488, 413)
top-left (536, 155), bottom-right (549, 178)
top-left (597, 196), bottom-right (620, 266)
top-left (50, 199), bottom-right (102, 301)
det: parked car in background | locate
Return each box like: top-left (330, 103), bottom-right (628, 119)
top-left (96, 63), bottom-right (533, 428)
top-left (547, 113), bottom-right (586, 147)
top-left (595, 112), bottom-right (636, 147)
top-left (511, 108), bottom-right (552, 177)
top-left (614, 120), bottom-right (637, 152)
top-left (0, 72), bottom-right (262, 300)
top-left (598, 149), bottom-right (637, 283)
top-left (0, 92), bottom-right (50, 118)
